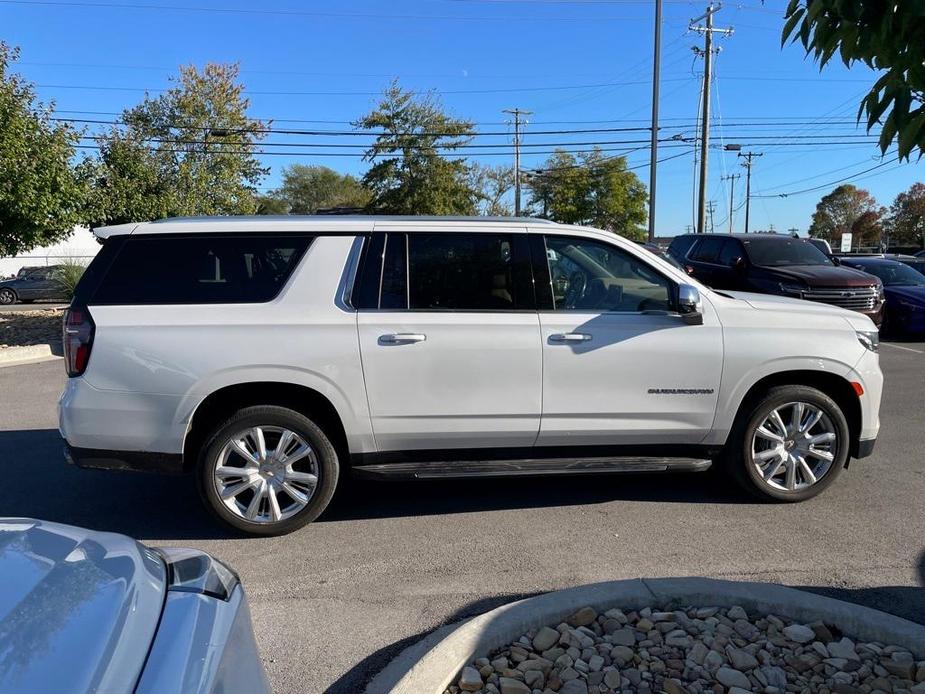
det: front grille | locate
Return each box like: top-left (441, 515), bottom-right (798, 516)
top-left (801, 286), bottom-right (879, 311)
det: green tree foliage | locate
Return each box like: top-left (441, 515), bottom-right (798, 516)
top-left (254, 195), bottom-right (290, 215)
top-left (356, 81), bottom-right (477, 214)
top-left (527, 149), bottom-right (648, 239)
top-left (90, 63), bottom-right (268, 225)
top-left (782, 0), bottom-right (925, 159)
top-left (268, 164), bottom-right (370, 214)
top-left (469, 164), bottom-right (514, 216)
top-left (885, 182), bottom-right (925, 247)
top-left (0, 44), bottom-right (88, 256)
top-left (808, 184), bottom-right (880, 248)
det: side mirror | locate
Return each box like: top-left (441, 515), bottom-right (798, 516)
top-left (831, 256), bottom-right (841, 266)
top-left (677, 284), bottom-right (704, 325)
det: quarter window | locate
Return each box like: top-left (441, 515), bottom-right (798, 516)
top-left (544, 236), bottom-right (673, 312)
top-left (91, 234), bottom-right (312, 305)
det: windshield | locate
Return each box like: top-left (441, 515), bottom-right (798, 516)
top-left (853, 262), bottom-right (925, 286)
top-left (742, 238), bottom-right (833, 267)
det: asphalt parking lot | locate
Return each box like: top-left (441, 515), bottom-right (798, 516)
top-left (1, 342), bottom-right (924, 694)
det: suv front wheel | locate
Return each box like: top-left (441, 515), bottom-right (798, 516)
top-left (197, 406), bottom-right (339, 535)
top-left (725, 385), bottom-right (849, 502)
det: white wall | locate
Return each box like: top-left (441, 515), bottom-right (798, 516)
top-left (0, 227), bottom-right (100, 278)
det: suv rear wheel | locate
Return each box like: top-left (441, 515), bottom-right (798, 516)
top-left (724, 385), bottom-right (849, 502)
top-left (197, 406), bottom-right (339, 535)
top-left (0, 288), bottom-right (16, 305)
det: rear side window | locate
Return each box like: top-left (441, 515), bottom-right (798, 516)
top-left (717, 239), bottom-right (743, 265)
top-left (360, 232), bottom-right (535, 311)
top-left (690, 237), bottom-right (724, 263)
top-left (667, 235), bottom-right (697, 259)
top-left (91, 234), bottom-right (312, 305)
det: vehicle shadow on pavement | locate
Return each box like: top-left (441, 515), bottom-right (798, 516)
top-left (0, 428), bottom-right (236, 540)
top-left (322, 469), bottom-right (746, 523)
top-left (0, 428), bottom-right (749, 538)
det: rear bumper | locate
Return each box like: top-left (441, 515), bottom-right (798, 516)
top-left (64, 442), bottom-right (184, 474)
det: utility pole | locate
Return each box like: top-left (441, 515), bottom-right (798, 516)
top-left (738, 150), bottom-right (762, 234)
top-left (647, 0), bottom-right (663, 243)
top-left (685, 224), bottom-right (694, 233)
top-left (707, 200), bottom-right (717, 234)
top-left (720, 173), bottom-right (741, 233)
top-left (503, 108), bottom-right (532, 217)
top-left (690, 4), bottom-right (733, 234)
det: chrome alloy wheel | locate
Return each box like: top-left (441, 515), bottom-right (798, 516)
top-left (213, 426), bottom-right (319, 523)
top-left (750, 401), bottom-right (838, 492)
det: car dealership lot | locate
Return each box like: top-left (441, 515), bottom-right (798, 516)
top-left (1, 343), bottom-right (924, 694)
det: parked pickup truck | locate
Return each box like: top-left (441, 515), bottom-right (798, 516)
top-left (59, 217), bottom-right (882, 535)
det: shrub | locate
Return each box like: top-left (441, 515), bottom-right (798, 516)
top-left (53, 259), bottom-right (87, 301)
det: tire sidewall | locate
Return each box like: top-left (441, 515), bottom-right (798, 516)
top-left (734, 386), bottom-right (849, 502)
top-left (0, 289), bottom-right (15, 305)
top-left (197, 406), bottom-right (340, 536)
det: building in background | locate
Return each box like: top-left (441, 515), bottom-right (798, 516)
top-left (0, 227), bottom-right (100, 278)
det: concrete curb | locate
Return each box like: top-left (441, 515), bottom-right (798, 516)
top-left (364, 577), bottom-right (925, 694)
top-left (0, 344), bottom-right (62, 368)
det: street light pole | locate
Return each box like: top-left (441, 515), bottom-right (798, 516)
top-left (647, 0), bottom-right (662, 243)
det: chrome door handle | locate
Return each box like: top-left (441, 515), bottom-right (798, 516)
top-left (549, 333), bottom-right (592, 343)
top-left (379, 333), bottom-right (427, 345)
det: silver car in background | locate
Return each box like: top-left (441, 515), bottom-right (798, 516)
top-left (0, 518), bottom-right (270, 694)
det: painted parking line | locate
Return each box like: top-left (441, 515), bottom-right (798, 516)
top-left (881, 342), bottom-right (925, 354)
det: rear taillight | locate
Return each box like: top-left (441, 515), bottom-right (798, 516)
top-left (63, 306), bottom-right (95, 377)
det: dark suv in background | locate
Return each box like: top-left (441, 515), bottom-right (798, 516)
top-left (0, 265), bottom-right (67, 305)
top-left (668, 233), bottom-right (884, 325)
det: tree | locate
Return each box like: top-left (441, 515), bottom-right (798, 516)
top-left (91, 63), bottom-right (268, 226)
top-left (469, 164), bottom-right (514, 216)
top-left (527, 148), bottom-right (648, 239)
top-left (356, 81), bottom-right (477, 215)
top-left (885, 182), bottom-right (925, 247)
top-left (851, 208), bottom-right (886, 248)
top-left (0, 43), bottom-right (88, 255)
top-left (807, 184), bottom-right (879, 249)
top-left (254, 195), bottom-right (290, 215)
top-left (269, 164), bottom-right (370, 214)
top-left (782, 0), bottom-right (925, 159)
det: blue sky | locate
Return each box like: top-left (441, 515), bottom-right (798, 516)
top-left (3, 0), bottom-right (921, 235)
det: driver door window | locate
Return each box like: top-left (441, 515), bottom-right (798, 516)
top-left (544, 236), bottom-right (672, 313)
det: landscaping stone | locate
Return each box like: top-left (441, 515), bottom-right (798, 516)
top-left (445, 605), bottom-right (925, 694)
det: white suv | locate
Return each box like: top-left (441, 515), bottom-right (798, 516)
top-left (59, 217), bottom-right (882, 535)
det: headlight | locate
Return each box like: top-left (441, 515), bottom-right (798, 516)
top-left (856, 330), bottom-right (879, 353)
top-left (876, 284), bottom-right (885, 302)
top-left (779, 283), bottom-right (804, 296)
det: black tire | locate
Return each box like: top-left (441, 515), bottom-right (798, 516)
top-left (197, 405), bottom-right (339, 536)
top-left (722, 385), bottom-right (849, 502)
top-left (0, 288), bottom-right (16, 305)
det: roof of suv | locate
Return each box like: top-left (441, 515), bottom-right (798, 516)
top-left (672, 233), bottom-right (805, 241)
top-left (94, 215), bottom-right (557, 239)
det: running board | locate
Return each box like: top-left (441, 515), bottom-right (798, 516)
top-left (351, 456), bottom-right (713, 480)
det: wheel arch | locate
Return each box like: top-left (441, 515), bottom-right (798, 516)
top-left (183, 382), bottom-right (350, 471)
top-left (731, 370), bottom-right (862, 458)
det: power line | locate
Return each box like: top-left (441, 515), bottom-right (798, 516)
top-left (751, 155), bottom-right (903, 199)
top-left (0, 0), bottom-right (661, 21)
top-left (34, 77), bottom-right (693, 96)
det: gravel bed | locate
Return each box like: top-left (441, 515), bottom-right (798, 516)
top-left (0, 309), bottom-right (63, 348)
top-left (445, 605), bottom-right (925, 694)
